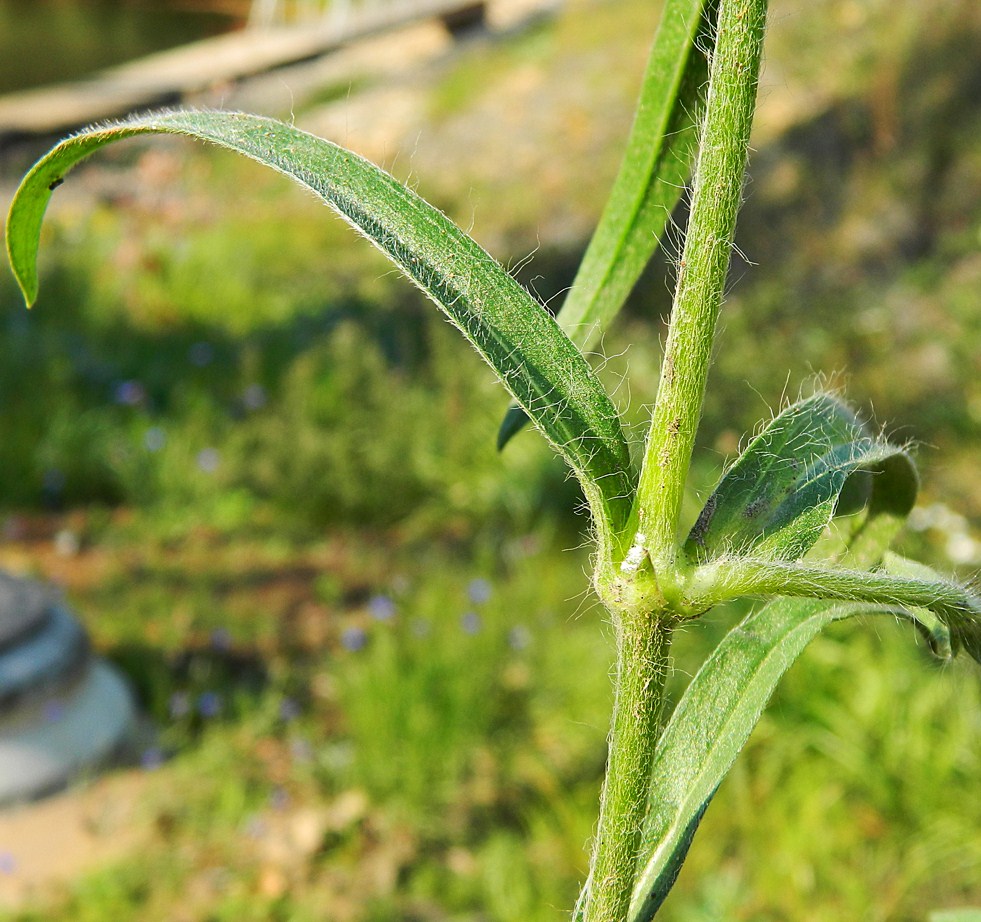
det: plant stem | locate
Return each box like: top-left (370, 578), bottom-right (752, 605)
top-left (697, 558), bottom-right (981, 625)
top-left (580, 5), bottom-right (770, 917)
top-left (637, 0), bottom-right (769, 570)
top-left (579, 615), bottom-right (673, 922)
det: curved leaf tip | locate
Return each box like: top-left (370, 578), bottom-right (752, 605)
top-left (5, 149), bottom-right (71, 306)
top-left (4, 109), bottom-right (638, 545)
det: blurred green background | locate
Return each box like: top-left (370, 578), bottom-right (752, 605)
top-left (0, 0), bottom-right (979, 918)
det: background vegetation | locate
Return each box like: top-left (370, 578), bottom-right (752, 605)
top-left (1, 0), bottom-right (979, 918)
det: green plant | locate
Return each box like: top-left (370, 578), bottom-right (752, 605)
top-left (5, 0), bottom-right (980, 918)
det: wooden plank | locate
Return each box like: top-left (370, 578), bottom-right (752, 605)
top-left (0, 0), bottom-right (487, 142)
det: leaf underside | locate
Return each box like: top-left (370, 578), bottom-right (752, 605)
top-left (4, 109), bottom-right (637, 538)
top-left (685, 393), bottom-right (916, 563)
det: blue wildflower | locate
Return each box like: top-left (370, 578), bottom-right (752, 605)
top-left (341, 626), bottom-right (368, 652)
top-left (508, 625), bottom-right (532, 651)
top-left (467, 578), bottom-right (492, 604)
top-left (113, 379), bottom-right (146, 406)
top-left (279, 697), bottom-right (301, 721)
top-left (368, 594), bottom-right (396, 622)
top-left (244, 814), bottom-right (268, 839)
top-left (210, 627), bottom-right (231, 651)
top-left (188, 342), bottom-right (214, 367)
top-left (242, 383), bottom-right (267, 411)
top-left (141, 747), bottom-right (164, 770)
top-left (198, 691), bottom-right (222, 718)
top-left (169, 691), bottom-right (191, 719)
top-left (144, 426), bottom-right (166, 452)
top-left (196, 448), bottom-right (220, 473)
top-left (290, 737), bottom-right (314, 764)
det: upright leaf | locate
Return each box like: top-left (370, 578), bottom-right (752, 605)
top-left (498, 0), bottom-right (716, 449)
top-left (4, 110), bottom-right (637, 541)
top-left (559, 0), bottom-right (715, 345)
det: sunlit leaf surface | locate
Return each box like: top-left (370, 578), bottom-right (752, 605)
top-left (4, 109), bottom-right (637, 539)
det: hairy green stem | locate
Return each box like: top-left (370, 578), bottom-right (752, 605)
top-left (697, 559), bottom-right (981, 625)
top-left (580, 616), bottom-right (673, 922)
top-left (581, 4), bottom-right (770, 919)
top-left (636, 0), bottom-right (769, 569)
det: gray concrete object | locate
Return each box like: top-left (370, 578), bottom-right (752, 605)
top-left (0, 605), bottom-right (90, 716)
top-left (0, 572), bottom-right (51, 650)
top-left (0, 661), bottom-right (136, 804)
top-left (0, 571), bottom-right (137, 805)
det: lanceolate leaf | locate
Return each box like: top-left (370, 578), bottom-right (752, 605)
top-left (497, 0), bottom-right (716, 449)
top-left (685, 393), bottom-right (912, 562)
top-left (627, 596), bottom-right (956, 922)
top-left (4, 109), bottom-right (636, 539)
top-left (558, 0), bottom-right (715, 346)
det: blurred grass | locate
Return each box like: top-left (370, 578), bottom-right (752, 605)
top-left (1, 0), bottom-right (980, 918)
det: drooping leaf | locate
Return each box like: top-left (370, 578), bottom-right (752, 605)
top-left (883, 553), bottom-right (981, 662)
top-left (497, 0), bottom-right (717, 449)
top-left (4, 109), bottom-right (637, 540)
top-left (627, 596), bottom-right (953, 922)
top-left (685, 393), bottom-right (913, 562)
